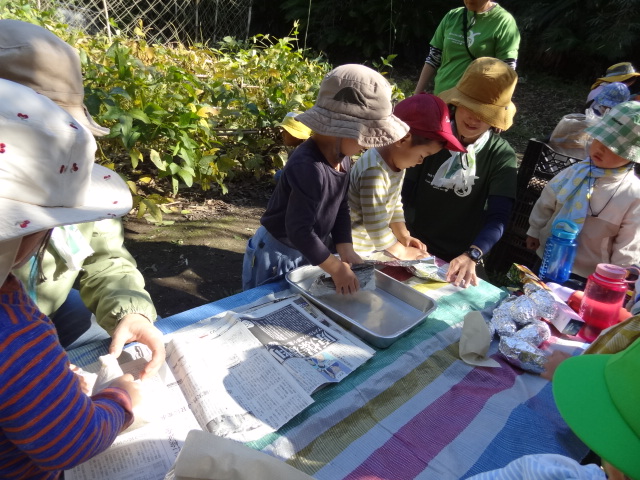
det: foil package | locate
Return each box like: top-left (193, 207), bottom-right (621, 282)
top-left (527, 288), bottom-right (558, 320)
top-left (499, 336), bottom-right (547, 374)
top-left (508, 295), bottom-right (539, 326)
top-left (491, 305), bottom-right (518, 337)
top-left (408, 258), bottom-right (448, 282)
top-left (514, 320), bottom-right (551, 347)
top-left (309, 263), bottom-right (376, 296)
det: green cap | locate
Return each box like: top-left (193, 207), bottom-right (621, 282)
top-left (584, 101), bottom-right (640, 163)
top-left (553, 337), bottom-right (640, 479)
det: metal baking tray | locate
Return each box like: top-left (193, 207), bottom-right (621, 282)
top-left (285, 265), bottom-right (437, 348)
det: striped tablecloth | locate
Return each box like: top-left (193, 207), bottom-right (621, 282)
top-left (69, 276), bottom-right (589, 479)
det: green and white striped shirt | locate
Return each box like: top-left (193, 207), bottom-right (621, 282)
top-left (349, 148), bottom-right (405, 256)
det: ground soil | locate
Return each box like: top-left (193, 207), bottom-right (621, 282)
top-left (124, 72), bottom-right (588, 318)
top-left (123, 179), bottom-right (273, 317)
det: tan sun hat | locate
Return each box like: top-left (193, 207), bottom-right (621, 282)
top-left (295, 64), bottom-right (409, 148)
top-left (438, 57), bottom-right (518, 131)
top-left (0, 79), bottom-right (132, 285)
top-left (0, 19), bottom-right (110, 137)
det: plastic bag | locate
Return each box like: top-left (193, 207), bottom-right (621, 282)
top-left (548, 111), bottom-right (598, 159)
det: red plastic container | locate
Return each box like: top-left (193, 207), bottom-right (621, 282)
top-left (578, 264), bottom-right (631, 340)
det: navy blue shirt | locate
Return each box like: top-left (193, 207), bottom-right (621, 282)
top-left (261, 139), bottom-right (353, 265)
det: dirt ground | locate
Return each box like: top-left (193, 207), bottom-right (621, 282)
top-left (123, 180), bottom-right (273, 317)
top-left (124, 72), bottom-right (588, 318)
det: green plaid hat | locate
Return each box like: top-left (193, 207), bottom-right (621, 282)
top-left (585, 101), bottom-right (640, 163)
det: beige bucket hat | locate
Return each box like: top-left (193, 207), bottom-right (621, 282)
top-left (0, 79), bottom-right (132, 285)
top-left (438, 57), bottom-right (518, 131)
top-left (296, 64), bottom-right (409, 148)
top-left (0, 19), bottom-right (110, 137)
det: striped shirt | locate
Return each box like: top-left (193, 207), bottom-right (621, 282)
top-left (0, 275), bottom-right (133, 479)
top-left (349, 148), bottom-right (405, 256)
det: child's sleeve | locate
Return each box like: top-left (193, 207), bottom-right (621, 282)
top-left (611, 198), bottom-right (640, 268)
top-left (527, 183), bottom-right (557, 239)
top-left (0, 315), bottom-right (132, 473)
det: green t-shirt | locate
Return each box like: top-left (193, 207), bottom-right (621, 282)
top-left (430, 5), bottom-right (520, 94)
top-left (405, 133), bottom-right (517, 261)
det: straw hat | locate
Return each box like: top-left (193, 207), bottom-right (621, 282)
top-left (0, 19), bottom-right (110, 136)
top-left (438, 57), bottom-right (518, 131)
top-left (553, 337), bottom-right (640, 479)
top-left (591, 62), bottom-right (640, 90)
top-left (296, 64), bottom-right (409, 148)
top-left (0, 79), bottom-right (131, 285)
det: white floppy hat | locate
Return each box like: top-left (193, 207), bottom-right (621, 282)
top-left (296, 64), bottom-right (409, 148)
top-left (0, 79), bottom-right (132, 285)
top-left (0, 19), bottom-right (110, 137)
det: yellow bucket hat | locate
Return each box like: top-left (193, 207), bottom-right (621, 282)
top-left (278, 112), bottom-right (313, 140)
top-left (591, 62), bottom-right (640, 90)
top-left (438, 57), bottom-right (518, 131)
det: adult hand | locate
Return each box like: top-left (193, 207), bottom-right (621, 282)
top-left (105, 373), bottom-right (142, 408)
top-left (446, 254), bottom-right (479, 288)
top-left (110, 314), bottom-right (165, 380)
top-left (525, 236), bottom-right (540, 250)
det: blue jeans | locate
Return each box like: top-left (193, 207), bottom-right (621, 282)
top-left (242, 226), bottom-right (308, 290)
top-left (49, 289), bottom-right (111, 350)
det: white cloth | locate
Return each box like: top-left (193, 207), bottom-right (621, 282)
top-left (430, 130), bottom-right (490, 197)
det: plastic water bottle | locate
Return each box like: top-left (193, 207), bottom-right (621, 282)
top-left (579, 264), bottom-right (633, 333)
top-left (538, 219), bottom-right (579, 284)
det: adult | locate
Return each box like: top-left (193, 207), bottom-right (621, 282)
top-left (0, 19), bottom-right (164, 379)
top-left (403, 57), bottom-right (518, 288)
top-left (586, 62), bottom-right (640, 110)
top-left (414, 0), bottom-right (520, 96)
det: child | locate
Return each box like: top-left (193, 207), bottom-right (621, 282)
top-left (279, 111), bottom-right (312, 147)
top-left (527, 101), bottom-right (640, 281)
top-left (586, 62), bottom-right (640, 109)
top-left (242, 64), bottom-right (410, 293)
top-left (0, 79), bottom-right (141, 477)
top-left (274, 111), bottom-right (312, 183)
top-left (349, 93), bottom-right (466, 260)
top-left (589, 81), bottom-right (630, 117)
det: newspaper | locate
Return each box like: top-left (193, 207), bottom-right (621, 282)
top-left (66, 294), bottom-right (374, 479)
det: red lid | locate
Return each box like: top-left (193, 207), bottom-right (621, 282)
top-left (595, 263), bottom-right (627, 281)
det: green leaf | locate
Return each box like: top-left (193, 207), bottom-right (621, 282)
top-left (149, 149), bottom-right (166, 170)
top-left (130, 148), bottom-right (142, 169)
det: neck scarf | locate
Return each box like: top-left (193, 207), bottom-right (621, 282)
top-left (430, 129), bottom-right (491, 197)
top-left (549, 158), bottom-right (632, 232)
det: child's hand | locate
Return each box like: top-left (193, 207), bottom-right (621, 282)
top-left (70, 364), bottom-right (91, 395)
top-left (335, 243), bottom-right (363, 265)
top-left (406, 236), bottom-right (428, 253)
top-left (526, 236), bottom-right (540, 250)
top-left (386, 242), bottom-right (429, 260)
top-left (331, 262), bottom-right (360, 295)
top-left (104, 374), bottom-right (142, 408)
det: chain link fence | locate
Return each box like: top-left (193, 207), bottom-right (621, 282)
top-left (36, 0), bottom-right (253, 45)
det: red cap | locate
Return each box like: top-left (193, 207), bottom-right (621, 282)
top-left (393, 93), bottom-right (467, 153)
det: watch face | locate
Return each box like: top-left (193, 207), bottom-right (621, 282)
top-left (467, 248), bottom-right (482, 262)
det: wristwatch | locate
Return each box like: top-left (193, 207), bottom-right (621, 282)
top-left (465, 245), bottom-right (483, 264)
